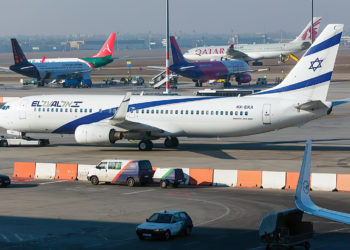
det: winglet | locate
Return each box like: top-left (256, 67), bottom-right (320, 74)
top-left (112, 92), bottom-right (132, 123)
top-left (295, 139), bottom-right (350, 225)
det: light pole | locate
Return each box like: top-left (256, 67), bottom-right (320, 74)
top-left (165, 0), bottom-right (170, 94)
top-left (311, 0), bottom-right (314, 44)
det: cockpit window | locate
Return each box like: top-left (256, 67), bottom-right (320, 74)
top-left (1, 105), bottom-right (10, 110)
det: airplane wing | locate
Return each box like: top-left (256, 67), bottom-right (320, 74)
top-left (109, 92), bottom-right (163, 132)
top-left (226, 44), bottom-right (250, 60)
top-left (113, 56), bottom-right (163, 61)
top-left (295, 139), bottom-right (350, 225)
top-left (143, 66), bottom-right (166, 71)
top-left (0, 66), bottom-right (11, 72)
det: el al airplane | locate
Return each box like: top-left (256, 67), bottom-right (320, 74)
top-left (149, 36), bottom-right (264, 87)
top-left (0, 24), bottom-right (349, 151)
top-left (295, 139), bottom-right (350, 225)
top-left (0, 33), bottom-right (116, 86)
top-left (183, 17), bottom-right (322, 66)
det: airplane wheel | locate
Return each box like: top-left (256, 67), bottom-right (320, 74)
top-left (138, 140), bottom-right (153, 151)
top-left (164, 137), bottom-right (179, 148)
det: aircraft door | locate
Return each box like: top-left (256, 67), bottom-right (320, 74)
top-left (19, 99), bottom-right (27, 119)
top-left (262, 104), bottom-right (271, 124)
top-left (128, 106), bottom-right (136, 119)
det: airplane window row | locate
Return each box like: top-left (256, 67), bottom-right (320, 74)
top-left (1, 105), bottom-right (10, 110)
top-left (131, 109), bottom-right (249, 116)
top-left (33, 107), bottom-right (93, 113)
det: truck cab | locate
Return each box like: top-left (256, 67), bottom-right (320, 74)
top-left (87, 159), bottom-right (153, 187)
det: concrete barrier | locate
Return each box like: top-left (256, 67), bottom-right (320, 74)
top-left (3, 97), bottom-right (19, 103)
top-left (237, 170), bottom-right (262, 188)
top-left (285, 172), bottom-right (300, 190)
top-left (13, 162), bottom-right (36, 178)
top-left (336, 174), bottom-right (350, 192)
top-left (77, 164), bottom-right (96, 181)
top-left (181, 168), bottom-right (190, 185)
top-left (189, 168), bottom-right (213, 186)
top-left (55, 163), bottom-right (78, 180)
top-left (262, 171), bottom-right (286, 189)
top-left (311, 173), bottom-right (336, 191)
top-left (213, 169), bottom-right (237, 187)
top-left (35, 163), bottom-right (56, 180)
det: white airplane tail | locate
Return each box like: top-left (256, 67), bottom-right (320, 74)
top-left (256, 24), bottom-right (343, 102)
top-left (294, 17), bottom-right (322, 43)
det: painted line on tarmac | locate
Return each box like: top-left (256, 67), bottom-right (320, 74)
top-left (177, 198), bottom-right (231, 226)
top-left (0, 234), bottom-right (10, 242)
top-left (38, 180), bottom-right (68, 185)
top-left (123, 189), bottom-right (155, 195)
top-left (14, 233), bottom-right (22, 242)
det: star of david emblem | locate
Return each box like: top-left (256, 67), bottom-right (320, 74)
top-left (303, 180), bottom-right (310, 194)
top-left (309, 57), bottom-right (323, 72)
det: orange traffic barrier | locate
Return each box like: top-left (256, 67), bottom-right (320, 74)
top-left (336, 174), bottom-right (350, 192)
top-left (285, 172), bottom-right (300, 190)
top-left (0, 97), bottom-right (3, 103)
top-left (13, 162), bottom-right (35, 178)
top-left (55, 163), bottom-right (78, 180)
top-left (189, 168), bottom-right (213, 186)
top-left (236, 170), bottom-right (262, 188)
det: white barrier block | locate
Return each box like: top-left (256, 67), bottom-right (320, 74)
top-left (35, 163), bottom-right (56, 180)
top-left (262, 171), bottom-right (286, 189)
top-left (213, 169), bottom-right (237, 187)
top-left (311, 173), bottom-right (336, 191)
top-left (3, 97), bottom-right (19, 103)
top-left (77, 164), bottom-right (96, 181)
top-left (181, 168), bottom-right (190, 185)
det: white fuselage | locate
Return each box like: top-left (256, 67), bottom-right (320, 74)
top-left (28, 58), bottom-right (92, 79)
top-left (0, 94), bottom-right (327, 139)
top-left (184, 41), bottom-right (309, 62)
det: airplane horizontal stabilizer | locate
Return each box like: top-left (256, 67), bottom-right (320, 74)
top-left (295, 140), bottom-right (350, 225)
top-left (295, 100), bottom-right (329, 111)
top-left (331, 98), bottom-right (350, 107)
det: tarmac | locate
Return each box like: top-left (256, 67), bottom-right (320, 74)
top-left (1, 51), bottom-right (350, 249)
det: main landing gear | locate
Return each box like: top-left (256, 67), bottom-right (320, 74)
top-left (137, 137), bottom-right (179, 151)
top-left (138, 140), bottom-right (153, 151)
top-left (195, 81), bottom-right (203, 87)
top-left (164, 136), bottom-right (179, 148)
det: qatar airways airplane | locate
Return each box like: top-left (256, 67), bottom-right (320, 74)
top-left (184, 17), bottom-right (322, 66)
top-left (0, 24), bottom-right (348, 151)
top-left (0, 33), bottom-right (116, 86)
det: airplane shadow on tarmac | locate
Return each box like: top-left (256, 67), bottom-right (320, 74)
top-left (0, 215), bottom-right (260, 250)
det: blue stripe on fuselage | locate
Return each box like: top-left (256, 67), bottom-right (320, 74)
top-left (305, 33), bottom-right (342, 56)
top-left (254, 72), bottom-right (332, 95)
top-left (53, 96), bottom-right (223, 133)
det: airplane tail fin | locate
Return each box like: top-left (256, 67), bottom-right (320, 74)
top-left (294, 17), bottom-right (322, 43)
top-left (170, 36), bottom-right (187, 65)
top-left (11, 38), bottom-right (29, 65)
top-left (91, 33), bottom-right (116, 58)
top-left (256, 24), bottom-right (343, 102)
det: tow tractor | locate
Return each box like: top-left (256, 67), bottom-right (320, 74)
top-left (0, 131), bottom-right (49, 147)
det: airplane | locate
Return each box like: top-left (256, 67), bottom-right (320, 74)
top-left (295, 139), bottom-right (350, 225)
top-left (150, 36), bottom-right (265, 87)
top-left (1, 33), bottom-right (116, 87)
top-left (0, 24), bottom-right (348, 152)
top-left (183, 17), bottom-right (322, 66)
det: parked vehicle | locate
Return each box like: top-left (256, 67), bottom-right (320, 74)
top-left (136, 211), bottom-right (193, 240)
top-left (0, 174), bottom-right (11, 188)
top-left (131, 76), bottom-right (144, 85)
top-left (87, 159), bottom-right (153, 186)
top-left (62, 79), bottom-right (92, 88)
top-left (153, 168), bottom-right (185, 188)
top-left (256, 77), bottom-right (267, 85)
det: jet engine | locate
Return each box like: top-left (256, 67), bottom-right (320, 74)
top-left (74, 124), bottom-right (123, 145)
top-left (235, 73), bottom-right (251, 84)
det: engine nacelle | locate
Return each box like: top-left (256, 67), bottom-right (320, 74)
top-left (235, 73), bottom-right (251, 84)
top-left (74, 124), bottom-right (123, 145)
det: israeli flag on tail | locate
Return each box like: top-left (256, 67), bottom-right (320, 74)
top-left (257, 24), bottom-right (343, 103)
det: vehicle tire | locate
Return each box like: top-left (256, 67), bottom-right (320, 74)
top-left (184, 226), bottom-right (192, 236)
top-left (105, 182), bottom-right (111, 185)
top-left (127, 178), bottom-right (135, 187)
top-left (0, 140), bottom-right (8, 147)
top-left (304, 242), bottom-right (310, 250)
top-left (173, 182), bottom-right (179, 188)
top-left (138, 235), bottom-right (144, 240)
top-left (161, 180), bottom-right (168, 189)
top-left (163, 230), bottom-right (171, 241)
top-left (138, 140), bottom-right (153, 151)
top-left (90, 176), bottom-right (99, 185)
